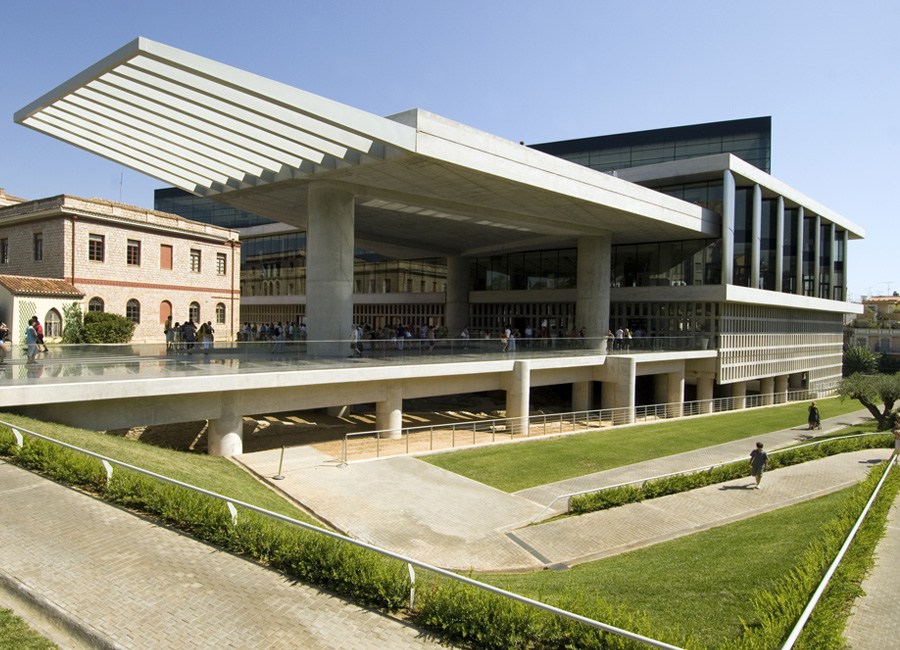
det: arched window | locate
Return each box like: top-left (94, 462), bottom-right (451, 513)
top-left (88, 297), bottom-right (104, 312)
top-left (159, 300), bottom-right (172, 324)
top-left (215, 303), bottom-right (226, 324)
top-left (189, 302), bottom-right (200, 323)
top-left (44, 309), bottom-right (62, 337)
top-left (126, 299), bottom-right (141, 323)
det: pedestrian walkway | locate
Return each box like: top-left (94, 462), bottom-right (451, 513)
top-left (843, 461), bottom-right (900, 650)
top-left (237, 409), bottom-right (888, 572)
top-left (0, 460), bottom-right (445, 650)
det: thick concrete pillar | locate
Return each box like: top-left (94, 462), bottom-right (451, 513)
top-left (760, 376), bottom-right (775, 406)
top-left (751, 184), bottom-right (762, 289)
top-left (572, 381), bottom-right (592, 412)
top-left (306, 183), bottom-right (355, 355)
top-left (697, 376), bottom-right (714, 414)
top-left (376, 383), bottom-right (403, 439)
top-left (774, 375), bottom-right (789, 404)
top-left (722, 170), bottom-right (736, 285)
top-left (208, 403), bottom-right (244, 456)
top-left (445, 255), bottom-right (469, 343)
top-left (731, 381), bottom-right (747, 410)
top-left (775, 196), bottom-right (784, 292)
top-left (576, 234), bottom-right (611, 351)
top-left (604, 356), bottom-right (636, 424)
top-left (505, 360), bottom-right (531, 434)
top-left (666, 370), bottom-right (685, 418)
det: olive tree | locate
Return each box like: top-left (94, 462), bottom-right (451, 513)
top-left (836, 372), bottom-right (900, 430)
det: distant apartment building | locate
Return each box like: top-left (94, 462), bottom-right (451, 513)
top-left (0, 190), bottom-right (240, 343)
top-left (846, 294), bottom-right (900, 358)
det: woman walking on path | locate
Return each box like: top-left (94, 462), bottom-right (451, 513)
top-left (749, 442), bottom-right (768, 488)
top-left (807, 402), bottom-right (821, 430)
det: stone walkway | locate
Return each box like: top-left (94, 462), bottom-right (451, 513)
top-left (0, 460), bottom-right (446, 650)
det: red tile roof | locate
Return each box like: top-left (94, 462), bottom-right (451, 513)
top-left (0, 274), bottom-right (84, 297)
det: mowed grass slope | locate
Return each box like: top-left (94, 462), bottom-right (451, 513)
top-left (423, 398), bottom-right (864, 492)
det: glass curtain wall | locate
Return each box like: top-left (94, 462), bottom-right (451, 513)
top-left (782, 208), bottom-right (799, 293)
top-left (733, 187), bottom-right (753, 287)
top-left (802, 215), bottom-right (817, 296)
top-left (760, 198), bottom-right (778, 290)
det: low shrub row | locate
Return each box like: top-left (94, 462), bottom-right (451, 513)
top-left (570, 434), bottom-right (894, 515)
top-left (2, 425), bottom-right (896, 649)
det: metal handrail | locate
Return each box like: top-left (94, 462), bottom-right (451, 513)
top-left (531, 431), bottom-right (887, 523)
top-left (0, 418), bottom-right (683, 650)
top-left (780, 452), bottom-right (897, 649)
top-left (340, 389), bottom-right (831, 465)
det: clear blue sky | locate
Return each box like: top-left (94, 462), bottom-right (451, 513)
top-left (2, 1), bottom-right (897, 300)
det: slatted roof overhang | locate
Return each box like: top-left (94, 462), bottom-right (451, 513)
top-left (15, 38), bottom-right (716, 256)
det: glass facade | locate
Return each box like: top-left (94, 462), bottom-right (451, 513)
top-left (530, 116), bottom-right (772, 173)
top-left (760, 197), bottom-right (777, 290)
top-left (733, 188), bottom-right (753, 287)
top-left (155, 187), bottom-right (274, 228)
top-left (782, 208), bottom-right (799, 293)
top-left (470, 249), bottom-right (576, 291)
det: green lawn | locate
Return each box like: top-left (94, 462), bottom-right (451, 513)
top-left (480, 487), bottom-right (853, 647)
top-left (0, 413), bottom-right (320, 524)
top-left (423, 397), bottom-right (864, 492)
top-left (0, 609), bottom-right (56, 650)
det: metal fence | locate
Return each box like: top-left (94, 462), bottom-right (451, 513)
top-left (341, 389), bottom-right (830, 464)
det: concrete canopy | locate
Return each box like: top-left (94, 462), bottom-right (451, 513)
top-left (16, 38), bottom-right (717, 258)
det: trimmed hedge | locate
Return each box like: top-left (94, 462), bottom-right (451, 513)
top-left (1, 425), bottom-right (896, 649)
top-left (570, 434), bottom-right (894, 515)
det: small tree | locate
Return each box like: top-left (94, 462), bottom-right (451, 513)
top-left (61, 302), bottom-right (85, 344)
top-left (837, 372), bottom-right (900, 430)
top-left (842, 345), bottom-right (880, 376)
top-left (82, 311), bottom-right (136, 344)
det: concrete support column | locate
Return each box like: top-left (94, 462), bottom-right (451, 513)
top-left (795, 206), bottom-right (804, 295)
top-left (751, 184), bottom-right (762, 289)
top-left (666, 370), bottom-right (685, 418)
top-left (731, 381), bottom-right (747, 410)
top-left (775, 196), bottom-right (785, 292)
top-left (376, 383), bottom-right (403, 440)
top-left (208, 402), bottom-right (244, 457)
top-left (760, 376), bottom-right (775, 406)
top-left (505, 360), bottom-right (531, 434)
top-left (576, 234), bottom-right (612, 351)
top-left (774, 375), bottom-right (789, 404)
top-left (445, 255), bottom-right (469, 340)
top-left (604, 357), bottom-right (636, 424)
top-left (306, 183), bottom-right (355, 355)
top-left (572, 381), bottom-right (592, 413)
top-left (722, 170), bottom-right (736, 285)
top-left (697, 377), bottom-right (714, 414)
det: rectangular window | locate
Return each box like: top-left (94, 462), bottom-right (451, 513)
top-left (190, 249), bottom-right (201, 273)
top-left (88, 234), bottom-right (105, 262)
top-left (0, 238), bottom-right (8, 264)
top-left (127, 239), bottom-right (141, 266)
top-left (216, 252), bottom-right (227, 276)
top-left (33, 233), bottom-right (43, 261)
top-left (160, 244), bottom-right (173, 270)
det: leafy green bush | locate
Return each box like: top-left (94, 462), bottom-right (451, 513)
top-left (82, 310), bottom-right (136, 343)
top-left (570, 435), bottom-right (893, 515)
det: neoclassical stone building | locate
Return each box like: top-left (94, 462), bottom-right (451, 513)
top-left (0, 191), bottom-right (240, 342)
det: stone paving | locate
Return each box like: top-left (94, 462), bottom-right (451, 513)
top-left (0, 460), bottom-right (446, 649)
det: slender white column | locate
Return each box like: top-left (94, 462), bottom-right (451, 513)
top-left (445, 255), bottom-right (469, 339)
top-left (208, 402), bottom-right (244, 456)
top-left (751, 184), bottom-right (762, 289)
top-left (813, 214), bottom-right (822, 297)
top-left (376, 383), bottom-right (403, 439)
top-left (775, 196), bottom-right (784, 292)
top-left (572, 381), bottom-right (592, 412)
top-left (576, 234), bottom-right (611, 351)
top-left (795, 206), bottom-right (804, 295)
top-left (306, 183), bottom-right (355, 355)
top-left (505, 360), bottom-right (531, 434)
top-left (722, 170), bottom-right (735, 285)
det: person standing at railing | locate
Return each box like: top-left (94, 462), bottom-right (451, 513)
top-left (749, 442), bottom-right (768, 489)
top-left (0, 322), bottom-right (9, 365)
top-left (893, 413), bottom-right (900, 463)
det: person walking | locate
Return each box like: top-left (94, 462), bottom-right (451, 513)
top-left (33, 316), bottom-right (49, 353)
top-left (25, 317), bottom-right (39, 364)
top-left (0, 322), bottom-right (9, 365)
top-left (893, 412), bottom-right (900, 464)
top-left (749, 442), bottom-right (768, 489)
top-left (807, 402), bottom-right (821, 430)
